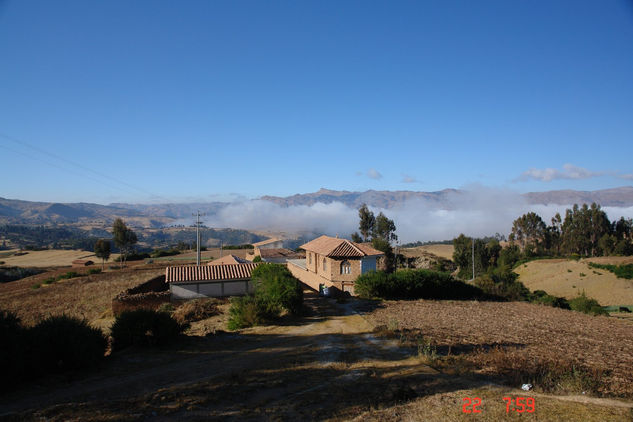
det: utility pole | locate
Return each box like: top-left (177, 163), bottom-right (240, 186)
top-left (472, 236), bottom-right (475, 280)
top-left (193, 211), bottom-right (206, 266)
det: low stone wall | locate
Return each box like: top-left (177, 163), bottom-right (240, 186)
top-left (112, 275), bottom-right (170, 316)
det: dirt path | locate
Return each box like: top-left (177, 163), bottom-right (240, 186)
top-left (1, 292), bottom-right (632, 421)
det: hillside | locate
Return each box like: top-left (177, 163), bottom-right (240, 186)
top-left (515, 257), bottom-right (633, 306)
top-left (2, 186), bottom-right (633, 226)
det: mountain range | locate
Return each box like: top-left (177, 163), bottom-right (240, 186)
top-left (1, 186), bottom-right (632, 226)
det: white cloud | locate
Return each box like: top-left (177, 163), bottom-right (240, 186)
top-left (517, 163), bottom-right (603, 182)
top-left (367, 168), bottom-right (382, 180)
top-left (402, 174), bottom-right (417, 183)
top-left (202, 186), bottom-right (633, 243)
top-left (618, 173), bottom-right (633, 180)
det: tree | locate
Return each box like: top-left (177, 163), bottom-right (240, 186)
top-left (358, 204), bottom-right (375, 241)
top-left (94, 239), bottom-right (111, 270)
top-left (112, 218), bottom-right (137, 267)
top-left (350, 232), bottom-right (363, 243)
top-left (372, 238), bottom-right (395, 273)
top-left (560, 203), bottom-right (610, 256)
top-left (373, 212), bottom-right (398, 243)
top-left (509, 212), bottom-right (547, 254)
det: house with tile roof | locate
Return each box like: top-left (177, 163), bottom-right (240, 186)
top-left (166, 263), bottom-right (259, 299)
top-left (287, 235), bottom-right (383, 295)
top-left (207, 254), bottom-right (249, 266)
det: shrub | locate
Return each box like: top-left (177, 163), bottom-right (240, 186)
top-left (355, 269), bottom-right (484, 300)
top-left (150, 248), bottom-right (181, 258)
top-left (227, 295), bottom-right (262, 330)
top-left (157, 303), bottom-right (175, 314)
top-left (252, 255), bottom-right (262, 263)
top-left (531, 290), bottom-right (570, 309)
top-left (588, 262), bottom-right (633, 279)
top-left (29, 315), bottom-right (107, 373)
top-left (31, 283), bottom-right (41, 289)
top-left (227, 264), bottom-right (304, 329)
top-left (569, 292), bottom-right (608, 316)
top-left (0, 310), bottom-right (27, 389)
top-left (42, 277), bottom-right (55, 285)
top-left (88, 268), bottom-right (102, 275)
top-left (111, 309), bottom-right (186, 350)
top-left (56, 271), bottom-right (81, 281)
top-left (252, 264), bottom-right (303, 316)
top-left (172, 298), bottom-right (220, 324)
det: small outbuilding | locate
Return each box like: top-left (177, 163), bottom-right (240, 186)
top-left (166, 263), bottom-right (259, 300)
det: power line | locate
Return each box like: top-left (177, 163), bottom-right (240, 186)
top-left (0, 131), bottom-right (170, 202)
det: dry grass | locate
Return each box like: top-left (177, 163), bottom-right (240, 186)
top-left (515, 258), bottom-right (633, 306)
top-left (0, 266), bottom-right (164, 327)
top-left (401, 244), bottom-right (454, 260)
top-left (0, 249), bottom-right (121, 267)
top-left (367, 300), bottom-right (633, 398)
top-left (351, 386), bottom-right (633, 421)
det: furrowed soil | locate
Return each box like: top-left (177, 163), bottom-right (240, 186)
top-left (1, 292), bottom-right (632, 421)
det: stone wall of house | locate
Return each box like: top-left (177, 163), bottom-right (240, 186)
top-left (287, 261), bottom-right (334, 291)
top-left (112, 275), bottom-right (170, 316)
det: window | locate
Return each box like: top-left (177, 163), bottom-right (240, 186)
top-left (323, 257), bottom-right (327, 271)
top-left (340, 260), bottom-right (351, 274)
top-left (308, 253), bottom-right (312, 265)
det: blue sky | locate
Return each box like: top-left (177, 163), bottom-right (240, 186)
top-left (1, 0), bottom-right (632, 204)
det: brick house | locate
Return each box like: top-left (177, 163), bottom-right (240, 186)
top-left (287, 235), bottom-right (383, 295)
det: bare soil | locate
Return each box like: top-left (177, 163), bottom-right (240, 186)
top-left (367, 299), bottom-right (633, 398)
top-left (1, 293), bottom-right (632, 421)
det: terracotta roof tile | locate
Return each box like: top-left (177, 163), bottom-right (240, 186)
top-left (300, 235), bottom-right (384, 257)
top-left (259, 248), bottom-right (303, 259)
top-left (207, 254), bottom-right (249, 265)
top-left (166, 263), bottom-right (259, 283)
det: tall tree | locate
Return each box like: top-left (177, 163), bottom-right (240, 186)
top-left (358, 204), bottom-right (375, 241)
top-left (561, 203), bottom-right (610, 256)
top-left (373, 212), bottom-right (398, 243)
top-left (509, 212), bottom-right (547, 255)
top-left (94, 239), bottom-right (111, 270)
top-left (112, 218), bottom-right (137, 267)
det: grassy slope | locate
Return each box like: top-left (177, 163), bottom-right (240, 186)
top-left (515, 257), bottom-right (633, 306)
top-left (401, 244), bottom-right (455, 260)
top-left (0, 266), bottom-right (164, 327)
top-left (0, 249), bottom-right (121, 267)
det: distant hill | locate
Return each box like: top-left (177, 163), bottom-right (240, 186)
top-left (261, 186), bottom-right (633, 209)
top-left (1, 186), bottom-right (632, 226)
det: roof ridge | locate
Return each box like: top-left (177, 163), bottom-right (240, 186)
top-left (342, 239), bottom-right (364, 255)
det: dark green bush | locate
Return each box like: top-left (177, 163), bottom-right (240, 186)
top-left (150, 248), bottom-right (181, 258)
top-left (252, 255), bottom-right (262, 263)
top-left (29, 315), bottom-right (107, 373)
top-left (56, 271), bottom-right (81, 281)
top-left (111, 309), bottom-right (186, 350)
top-left (88, 268), bottom-right (102, 275)
top-left (252, 263), bottom-right (303, 315)
top-left (569, 293), bottom-right (608, 316)
top-left (0, 310), bottom-right (27, 389)
top-left (227, 264), bottom-right (304, 329)
top-left (355, 269), bottom-right (484, 300)
top-left (588, 262), bottom-right (633, 279)
top-left (227, 295), bottom-right (262, 330)
top-left (531, 290), bottom-right (571, 309)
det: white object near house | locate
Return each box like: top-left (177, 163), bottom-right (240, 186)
top-left (166, 263), bottom-right (259, 300)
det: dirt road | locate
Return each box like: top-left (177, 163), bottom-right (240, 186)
top-left (1, 292), bottom-right (631, 421)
